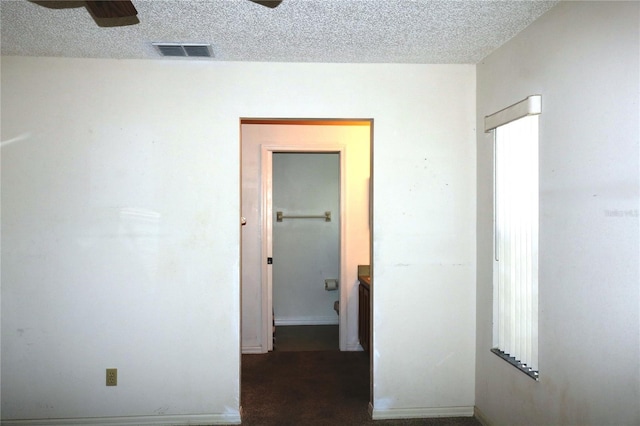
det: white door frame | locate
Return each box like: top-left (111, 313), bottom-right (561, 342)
top-left (261, 144), bottom-right (348, 351)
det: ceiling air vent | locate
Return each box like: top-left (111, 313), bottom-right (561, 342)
top-left (152, 43), bottom-right (213, 58)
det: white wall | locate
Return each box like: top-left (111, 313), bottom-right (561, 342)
top-left (1, 57), bottom-right (476, 423)
top-left (1, 58), bottom-right (242, 425)
top-left (272, 153), bottom-right (340, 325)
top-left (476, 2), bottom-right (640, 425)
top-left (371, 69), bottom-right (477, 416)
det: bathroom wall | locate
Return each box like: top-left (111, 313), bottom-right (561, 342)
top-left (272, 153), bottom-right (341, 325)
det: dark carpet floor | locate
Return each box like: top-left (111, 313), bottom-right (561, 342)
top-left (241, 350), bottom-right (481, 426)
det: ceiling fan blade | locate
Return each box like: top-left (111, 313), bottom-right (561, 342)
top-left (85, 1), bottom-right (137, 18)
top-left (249, 0), bottom-right (283, 8)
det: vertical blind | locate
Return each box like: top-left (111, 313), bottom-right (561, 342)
top-left (494, 115), bottom-right (539, 372)
top-left (485, 95), bottom-right (540, 377)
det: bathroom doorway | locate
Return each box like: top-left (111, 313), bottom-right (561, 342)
top-left (272, 152), bottom-right (340, 350)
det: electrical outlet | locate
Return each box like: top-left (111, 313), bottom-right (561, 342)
top-left (106, 368), bottom-right (117, 386)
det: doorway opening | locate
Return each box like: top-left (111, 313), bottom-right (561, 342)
top-left (240, 118), bottom-right (372, 354)
top-left (240, 117), bottom-right (373, 422)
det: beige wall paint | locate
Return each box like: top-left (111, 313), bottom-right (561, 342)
top-left (476, 2), bottom-right (640, 425)
top-left (1, 57), bottom-right (475, 422)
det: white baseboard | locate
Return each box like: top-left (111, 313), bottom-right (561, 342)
top-left (0, 413), bottom-right (241, 426)
top-left (370, 405), bottom-right (474, 420)
top-left (474, 406), bottom-right (493, 426)
top-left (274, 316), bottom-right (338, 326)
top-left (345, 343), bottom-right (364, 351)
top-left (241, 344), bottom-right (266, 354)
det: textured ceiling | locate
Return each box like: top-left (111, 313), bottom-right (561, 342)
top-left (0, 0), bottom-right (558, 63)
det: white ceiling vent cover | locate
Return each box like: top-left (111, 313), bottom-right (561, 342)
top-left (152, 43), bottom-right (213, 58)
